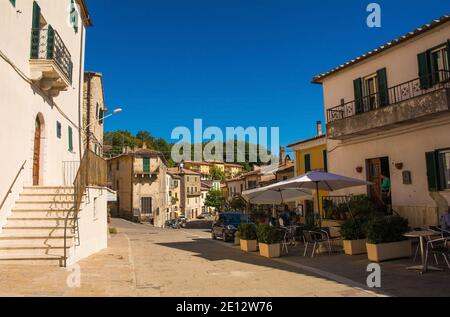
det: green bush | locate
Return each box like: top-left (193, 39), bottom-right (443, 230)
top-left (256, 225), bottom-right (283, 244)
top-left (340, 219), bottom-right (366, 241)
top-left (366, 216), bottom-right (409, 244)
top-left (238, 223), bottom-right (257, 241)
top-left (348, 195), bottom-right (383, 220)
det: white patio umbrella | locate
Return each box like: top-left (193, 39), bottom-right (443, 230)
top-left (261, 171), bottom-right (371, 227)
top-left (242, 186), bottom-right (312, 205)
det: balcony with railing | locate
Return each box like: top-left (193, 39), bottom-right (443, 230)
top-left (29, 27), bottom-right (73, 97)
top-left (326, 70), bottom-right (450, 140)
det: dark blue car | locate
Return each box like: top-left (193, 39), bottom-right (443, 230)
top-left (211, 212), bottom-right (252, 242)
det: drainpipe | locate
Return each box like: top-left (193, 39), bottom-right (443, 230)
top-left (86, 72), bottom-right (92, 152)
top-left (77, 25), bottom-right (85, 162)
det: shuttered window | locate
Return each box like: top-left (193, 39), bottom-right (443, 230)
top-left (304, 154), bottom-right (311, 173)
top-left (377, 68), bottom-right (389, 107)
top-left (68, 126), bottom-right (73, 152)
top-left (30, 1), bottom-right (41, 58)
top-left (143, 158), bottom-right (150, 173)
top-left (70, 0), bottom-right (79, 33)
top-left (353, 78), bottom-right (363, 114)
top-left (9, 0), bottom-right (16, 7)
top-left (323, 150), bottom-right (328, 173)
top-left (56, 121), bottom-right (62, 139)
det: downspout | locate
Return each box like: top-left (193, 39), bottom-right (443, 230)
top-left (86, 73), bottom-right (92, 152)
top-left (77, 25), bottom-right (85, 162)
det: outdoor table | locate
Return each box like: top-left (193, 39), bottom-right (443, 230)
top-left (404, 230), bottom-right (443, 274)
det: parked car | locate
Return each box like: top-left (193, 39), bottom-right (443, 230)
top-left (197, 212), bottom-right (211, 220)
top-left (211, 212), bottom-right (252, 242)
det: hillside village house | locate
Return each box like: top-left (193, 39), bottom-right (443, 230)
top-left (167, 172), bottom-right (181, 218)
top-left (183, 161), bottom-right (245, 180)
top-left (288, 122), bottom-right (328, 219)
top-left (0, 0), bottom-right (109, 266)
top-left (107, 146), bottom-right (168, 227)
top-left (201, 180), bottom-right (221, 214)
top-left (168, 168), bottom-right (203, 219)
top-left (83, 71), bottom-right (107, 156)
top-left (314, 15), bottom-right (450, 227)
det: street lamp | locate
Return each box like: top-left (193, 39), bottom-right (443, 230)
top-left (84, 107), bottom-right (123, 131)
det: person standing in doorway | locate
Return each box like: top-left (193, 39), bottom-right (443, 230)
top-left (381, 174), bottom-right (392, 215)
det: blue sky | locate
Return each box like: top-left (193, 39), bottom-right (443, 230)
top-left (84, 0), bottom-right (449, 152)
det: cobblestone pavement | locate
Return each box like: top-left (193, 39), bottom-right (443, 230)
top-left (0, 219), bottom-right (378, 297)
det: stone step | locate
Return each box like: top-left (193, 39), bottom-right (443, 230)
top-left (6, 218), bottom-right (77, 227)
top-left (0, 254), bottom-right (64, 266)
top-left (2, 227), bottom-right (75, 236)
top-left (0, 234), bottom-right (74, 247)
top-left (13, 201), bottom-right (75, 210)
top-left (18, 194), bottom-right (80, 203)
top-left (22, 187), bottom-right (75, 195)
top-left (0, 246), bottom-right (68, 257)
top-left (10, 210), bottom-right (74, 218)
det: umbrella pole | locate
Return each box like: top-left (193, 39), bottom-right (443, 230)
top-left (316, 182), bottom-right (322, 228)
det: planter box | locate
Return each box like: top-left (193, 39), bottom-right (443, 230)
top-left (259, 243), bottom-right (281, 258)
top-left (343, 239), bottom-right (367, 256)
top-left (240, 239), bottom-right (258, 252)
top-left (366, 240), bottom-right (412, 262)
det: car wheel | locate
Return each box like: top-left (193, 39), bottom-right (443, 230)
top-left (222, 231), bottom-right (229, 242)
top-left (212, 231), bottom-right (217, 240)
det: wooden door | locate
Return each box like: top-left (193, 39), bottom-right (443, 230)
top-left (32, 117), bottom-right (41, 186)
top-left (368, 158), bottom-right (382, 203)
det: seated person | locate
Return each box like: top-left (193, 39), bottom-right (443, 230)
top-left (282, 205), bottom-right (291, 226)
top-left (278, 215), bottom-right (285, 227)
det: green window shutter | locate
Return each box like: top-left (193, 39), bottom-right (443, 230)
top-left (377, 68), bottom-right (389, 107)
top-left (447, 40), bottom-right (450, 71)
top-left (68, 126), bottom-right (73, 152)
top-left (9, 0), bottom-right (16, 7)
top-left (425, 151), bottom-right (439, 192)
top-left (143, 158), bottom-right (150, 173)
top-left (418, 52), bottom-right (431, 89)
top-left (304, 154), bottom-right (311, 173)
top-left (47, 25), bottom-right (55, 59)
top-left (353, 78), bottom-right (363, 114)
top-left (323, 150), bottom-right (328, 173)
top-left (30, 1), bottom-right (41, 59)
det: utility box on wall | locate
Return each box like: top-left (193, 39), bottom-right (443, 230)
top-left (402, 171), bottom-right (412, 185)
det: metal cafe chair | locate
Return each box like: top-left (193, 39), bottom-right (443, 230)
top-left (303, 230), bottom-right (331, 258)
top-left (413, 227), bottom-right (439, 265)
top-left (425, 237), bottom-right (450, 270)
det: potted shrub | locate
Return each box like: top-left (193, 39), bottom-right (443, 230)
top-left (238, 223), bottom-right (258, 252)
top-left (365, 216), bottom-right (411, 262)
top-left (256, 225), bottom-right (283, 258)
top-left (340, 219), bottom-right (367, 255)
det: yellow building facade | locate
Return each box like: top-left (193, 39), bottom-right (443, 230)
top-left (289, 134), bottom-right (328, 217)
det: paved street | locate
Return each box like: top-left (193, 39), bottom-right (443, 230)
top-left (0, 218), bottom-right (377, 297)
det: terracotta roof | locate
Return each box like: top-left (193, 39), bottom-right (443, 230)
top-left (276, 162), bottom-right (295, 174)
top-left (312, 15), bottom-right (450, 83)
top-left (184, 161), bottom-right (212, 166)
top-left (225, 176), bottom-right (245, 183)
top-left (288, 134), bottom-right (326, 148)
top-left (168, 168), bottom-right (201, 176)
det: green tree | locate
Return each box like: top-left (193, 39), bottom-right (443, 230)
top-left (210, 165), bottom-right (226, 182)
top-left (228, 195), bottom-right (246, 211)
top-left (205, 190), bottom-right (225, 212)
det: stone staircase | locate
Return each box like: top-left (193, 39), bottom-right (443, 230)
top-left (0, 187), bottom-right (80, 266)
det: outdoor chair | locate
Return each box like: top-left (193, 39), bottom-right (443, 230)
top-left (303, 230), bottom-right (332, 258)
top-left (413, 227), bottom-right (439, 265)
top-left (280, 226), bottom-right (299, 254)
top-left (425, 237), bottom-right (450, 270)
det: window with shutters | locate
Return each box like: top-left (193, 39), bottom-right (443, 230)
top-left (438, 150), bottom-right (450, 190)
top-left (68, 126), bottom-right (73, 152)
top-left (304, 154), bottom-right (311, 173)
top-left (143, 158), bottom-right (150, 173)
top-left (141, 197), bottom-right (152, 215)
top-left (69, 0), bottom-right (79, 33)
top-left (56, 121), bottom-right (62, 139)
top-left (430, 45), bottom-right (449, 82)
top-left (9, 0), bottom-right (15, 7)
top-left (363, 73), bottom-right (379, 110)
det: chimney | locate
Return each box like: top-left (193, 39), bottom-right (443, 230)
top-left (279, 146), bottom-right (285, 167)
top-left (316, 121), bottom-right (323, 136)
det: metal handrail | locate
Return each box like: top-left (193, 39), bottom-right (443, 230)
top-left (0, 161), bottom-right (26, 212)
top-left (63, 150), bottom-right (106, 267)
top-left (327, 69), bottom-right (450, 123)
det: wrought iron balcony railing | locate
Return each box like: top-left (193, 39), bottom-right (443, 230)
top-left (327, 70), bottom-right (450, 123)
top-left (31, 27), bottom-right (73, 83)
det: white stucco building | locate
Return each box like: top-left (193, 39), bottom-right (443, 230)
top-left (314, 15), bottom-right (450, 227)
top-left (0, 0), bottom-right (108, 266)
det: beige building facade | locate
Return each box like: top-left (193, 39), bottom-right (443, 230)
top-left (314, 16), bottom-right (450, 227)
top-left (83, 72), bottom-right (107, 156)
top-left (169, 168), bottom-right (202, 219)
top-left (107, 147), bottom-right (168, 227)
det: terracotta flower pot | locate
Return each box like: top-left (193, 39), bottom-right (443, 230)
top-left (343, 239), bottom-right (367, 255)
top-left (259, 243), bottom-right (281, 258)
top-left (366, 240), bottom-right (412, 262)
top-left (240, 239), bottom-right (258, 252)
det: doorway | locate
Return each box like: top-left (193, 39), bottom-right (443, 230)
top-left (367, 157), bottom-right (391, 212)
top-left (33, 115), bottom-right (43, 186)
